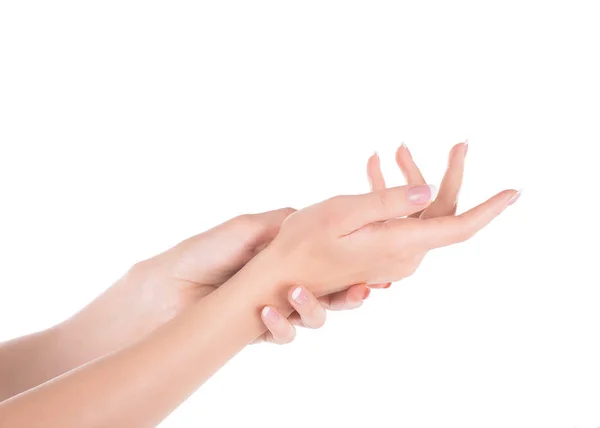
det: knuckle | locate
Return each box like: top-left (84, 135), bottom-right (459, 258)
top-left (377, 191), bottom-right (391, 212)
top-left (231, 213), bottom-right (256, 228)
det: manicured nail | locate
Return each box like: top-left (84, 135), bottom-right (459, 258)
top-left (407, 184), bottom-right (438, 204)
top-left (361, 288), bottom-right (371, 300)
top-left (507, 189), bottom-right (523, 206)
top-left (291, 287), bottom-right (309, 305)
top-left (383, 282), bottom-right (392, 289)
top-left (373, 151), bottom-right (381, 164)
top-left (261, 307), bottom-right (280, 322)
top-left (464, 139), bottom-right (469, 156)
top-left (399, 142), bottom-right (412, 159)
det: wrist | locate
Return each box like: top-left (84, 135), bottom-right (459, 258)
top-left (58, 261), bottom-right (180, 362)
top-left (217, 245), bottom-right (294, 318)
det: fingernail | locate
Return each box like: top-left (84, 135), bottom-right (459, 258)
top-left (261, 307), bottom-right (280, 322)
top-left (383, 282), bottom-right (392, 289)
top-left (362, 288), bottom-right (371, 300)
top-left (464, 139), bottom-right (469, 156)
top-left (400, 142), bottom-right (413, 158)
top-left (407, 184), bottom-right (438, 204)
top-left (507, 189), bottom-right (523, 206)
top-left (291, 287), bottom-right (309, 305)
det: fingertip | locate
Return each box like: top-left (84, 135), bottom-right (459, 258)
top-left (346, 285), bottom-right (369, 305)
top-left (366, 151), bottom-right (386, 192)
top-left (395, 142), bottom-right (409, 164)
top-left (407, 184), bottom-right (438, 205)
top-left (362, 287), bottom-right (371, 300)
top-left (261, 306), bottom-right (280, 323)
top-left (367, 151), bottom-right (380, 168)
top-left (448, 142), bottom-right (468, 166)
top-left (506, 188), bottom-right (522, 207)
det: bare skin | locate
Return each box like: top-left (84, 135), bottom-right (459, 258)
top-left (0, 144), bottom-right (519, 426)
top-left (0, 208), bottom-right (368, 401)
top-left (261, 142), bottom-right (472, 341)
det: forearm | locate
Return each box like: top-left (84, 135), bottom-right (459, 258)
top-left (0, 252), bottom-right (289, 427)
top-left (0, 266), bottom-right (175, 401)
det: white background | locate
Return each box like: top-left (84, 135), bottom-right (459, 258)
top-left (1, 1), bottom-right (599, 427)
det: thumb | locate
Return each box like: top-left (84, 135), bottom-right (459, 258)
top-left (247, 207), bottom-right (296, 249)
top-left (337, 184), bottom-right (437, 232)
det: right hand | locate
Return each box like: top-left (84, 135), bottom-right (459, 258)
top-left (256, 283), bottom-right (371, 344)
top-left (262, 154), bottom-right (518, 297)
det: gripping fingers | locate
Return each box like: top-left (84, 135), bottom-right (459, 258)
top-left (287, 286), bottom-right (327, 329)
top-left (318, 284), bottom-right (371, 311)
top-left (261, 307), bottom-right (297, 344)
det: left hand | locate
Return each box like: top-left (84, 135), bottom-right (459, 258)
top-left (125, 208), bottom-right (370, 333)
top-left (256, 141), bottom-right (473, 343)
top-left (366, 141), bottom-right (470, 280)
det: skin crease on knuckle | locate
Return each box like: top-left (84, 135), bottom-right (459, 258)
top-left (377, 190), bottom-right (391, 215)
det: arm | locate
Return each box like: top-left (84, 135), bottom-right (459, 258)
top-left (0, 179), bottom-right (516, 426)
top-left (0, 250), bottom-right (289, 427)
top-left (0, 142), bottom-right (468, 400)
top-left (0, 207), bottom-right (368, 402)
top-left (0, 270), bottom-right (178, 402)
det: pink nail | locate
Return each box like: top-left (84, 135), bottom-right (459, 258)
top-left (261, 307), bottom-right (280, 322)
top-left (291, 287), bottom-right (309, 305)
top-left (407, 184), bottom-right (438, 204)
top-left (507, 189), bottom-right (522, 206)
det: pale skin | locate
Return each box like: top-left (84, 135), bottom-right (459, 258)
top-left (0, 143), bottom-right (520, 427)
top-left (260, 142), bottom-right (474, 342)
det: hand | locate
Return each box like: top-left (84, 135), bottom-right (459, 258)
top-left (256, 284), bottom-right (371, 344)
top-left (260, 152), bottom-right (518, 297)
top-left (366, 141), bottom-right (478, 284)
top-left (126, 207), bottom-right (371, 329)
top-left (256, 141), bottom-right (481, 343)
